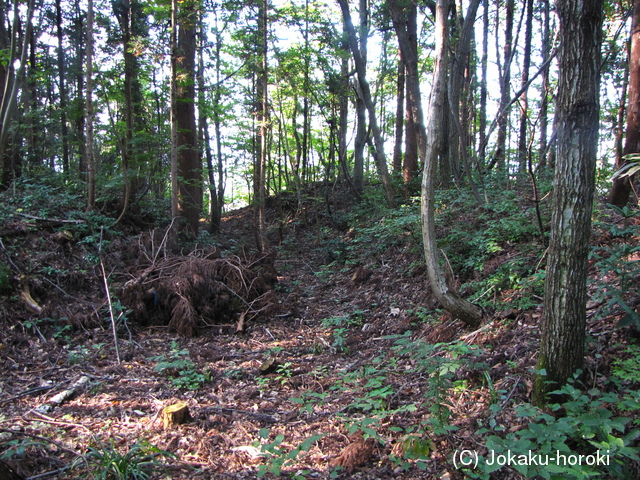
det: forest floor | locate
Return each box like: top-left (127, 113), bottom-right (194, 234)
top-left (0, 180), bottom-right (639, 480)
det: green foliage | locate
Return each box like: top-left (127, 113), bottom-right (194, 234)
top-left (471, 373), bottom-right (640, 479)
top-left (84, 438), bottom-right (174, 480)
top-left (590, 206), bottom-right (640, 330)
top-left (0, 261), bottom-right (11, 291)
top-left (255, 428), bottom-right (323, 478)
top-left (151, 341), bottom-right (209, 391)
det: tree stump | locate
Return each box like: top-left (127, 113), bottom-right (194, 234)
top-left (162, 402), bottom-right (192, 429)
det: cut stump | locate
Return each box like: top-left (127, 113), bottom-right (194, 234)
top-left (162, 402), bottom-right (192, 429)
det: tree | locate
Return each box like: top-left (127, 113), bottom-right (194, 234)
top-left (421, 0), bottom-right (482, 328)
top-left (176, 0), bottom-right (202, 235)
top-left (254, 0), bottom-right (268, 252)
top-left (388, 0), bottom-right (419, 186)
top-left (86, 0), bottom-right (96, 211)
top-left (610, 0), bottom-right (640, 207)
top-left (533, 0), bottom-right (603, 404)
top-left (337, 0), bottom-right (396, 208)
top-left (493, 0), bottom-right (513, 172)
top-left (56, 0), bottom-right (70, 175)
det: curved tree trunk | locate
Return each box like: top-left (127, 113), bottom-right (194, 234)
top-left (421, 0), bottom-right (481, 328)
top-left (337, 0), bottom-right (396, 208)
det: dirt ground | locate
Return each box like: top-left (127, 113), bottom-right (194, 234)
top-left (0, 190), bottom-right (635, 480)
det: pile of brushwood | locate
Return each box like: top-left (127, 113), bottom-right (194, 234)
top-left (121, 248), bottom-right (279, 336)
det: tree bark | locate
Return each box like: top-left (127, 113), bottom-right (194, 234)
top-left (517, 0), bottom-right (533, 174)
top-left (85, 0), bottom-right (95, 211)
top-left (337, 0), bottom-right (396, 208)
top-left (176, 0), bottom-right (201, 235)
top-left (478, 0), bottom-right (489, 169)
top-left (533, 0), bottom-right (603, 405)
top-left (610, 0), bottom-right (640, 206)
top-left (392, 53), bottom-right (404, 175)
top-left (56, 0), bottom-right (70, 176)
top-left (538, 0), bottom-right (551, 170)
top-left (254, 0), bottom-right (268, 252)
top-left (421, 0), bottom-right (482, 328)
top-left (495, 0), bottom-right (513, 172)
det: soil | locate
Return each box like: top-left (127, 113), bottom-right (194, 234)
top-left (0, 186), bottom-right (636, 479)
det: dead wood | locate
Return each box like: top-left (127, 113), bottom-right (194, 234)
top-left (162, 402), bottom-right (192, 428)
top-left (122, 254), bottom-right (278, 337)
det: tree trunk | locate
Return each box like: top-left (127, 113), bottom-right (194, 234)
top-left (538, 0), bottom-right (551, 170)
top-left (533, 0), bottom-right (603, 405)
top-left (254, 0), bottom-right (268, 252)
top-left (517, 0), bottom-right (533, 174)
top-left (170, 0), bottom-right (179, 229)
top-left (388, 0), bottom-right (419, 186)
top-left (56, 0), bottom-right (70, 176)
top-left (392, 53), bottom-right (404, 174)
top-left (495, 0), bottom-right (513, 172)
top-left (337, 0), bottom-right (396, 208)
top-left (478, 0), bottom-right (489, 169)
top-left (85, 0), bottom-right (95, 211)
top-left (610, 0), bottom-right (640, 206)
top-left (176, 0), bottom-right (201, 235)
top-left (421, 0), bottom-right (482, 328)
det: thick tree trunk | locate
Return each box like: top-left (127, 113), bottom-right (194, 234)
top-left (176, 0), bottom-right (201, 235)
top-left (421, 0), bottom-right (481, 328)
top-left (610, 0), bottom-right (640, 206)
top-left (533, 0), bottom-right (603, 405)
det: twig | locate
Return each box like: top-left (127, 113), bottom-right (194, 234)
top-left (0, 385), bottom-right (56, 406)
top-left (25, 466), bottom-right (72, 480)
top-left (500, 376), bottom-right (522, 408)
top-left (99, 227), bottom-right (121, 365)
top-left (201, 406), bottom-right (277, 424)
top-left (0, 428), bottom-right (87, 467)
top-left (16, 213), bottom-right (84, 224)
top-left (25, 409), bottom-right (92, 433)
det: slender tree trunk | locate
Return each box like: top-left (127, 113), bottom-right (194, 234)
top-left (538, 0), bottom-right (551, 170)
top-left (337, 0), bottom-right (396, 208)
top-left (392, 52), bottom-right (404, 174)
top-left (56, 0), bottom-right (70, 176)
top-left (478, 0), bottom-right (489, 169)
top-left (85, 0), bottom-right (95, 211)
top-left (255, 0), bottom-right (268, 252)
top-left (610, 0), bottom-right (640, 206)
top-left (495, 0), bottom-right (513, 172)
top-left (517, 0), bottom-right (533, 174)
top-left (73, 0), bottom-right (86, 180)
top-left (421, 0), bottom-right (482, 328)
top-left (533, 0), bottom-right (603, 405)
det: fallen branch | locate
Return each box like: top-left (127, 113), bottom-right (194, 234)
top-left (17, 213), bottom-right (84, 225)
top-left (34, 376), bottom-right (90, 414)
top-left (99, 227), bottom-right (121, 364)
top-left (201, 406), bottom-right (277, 424)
